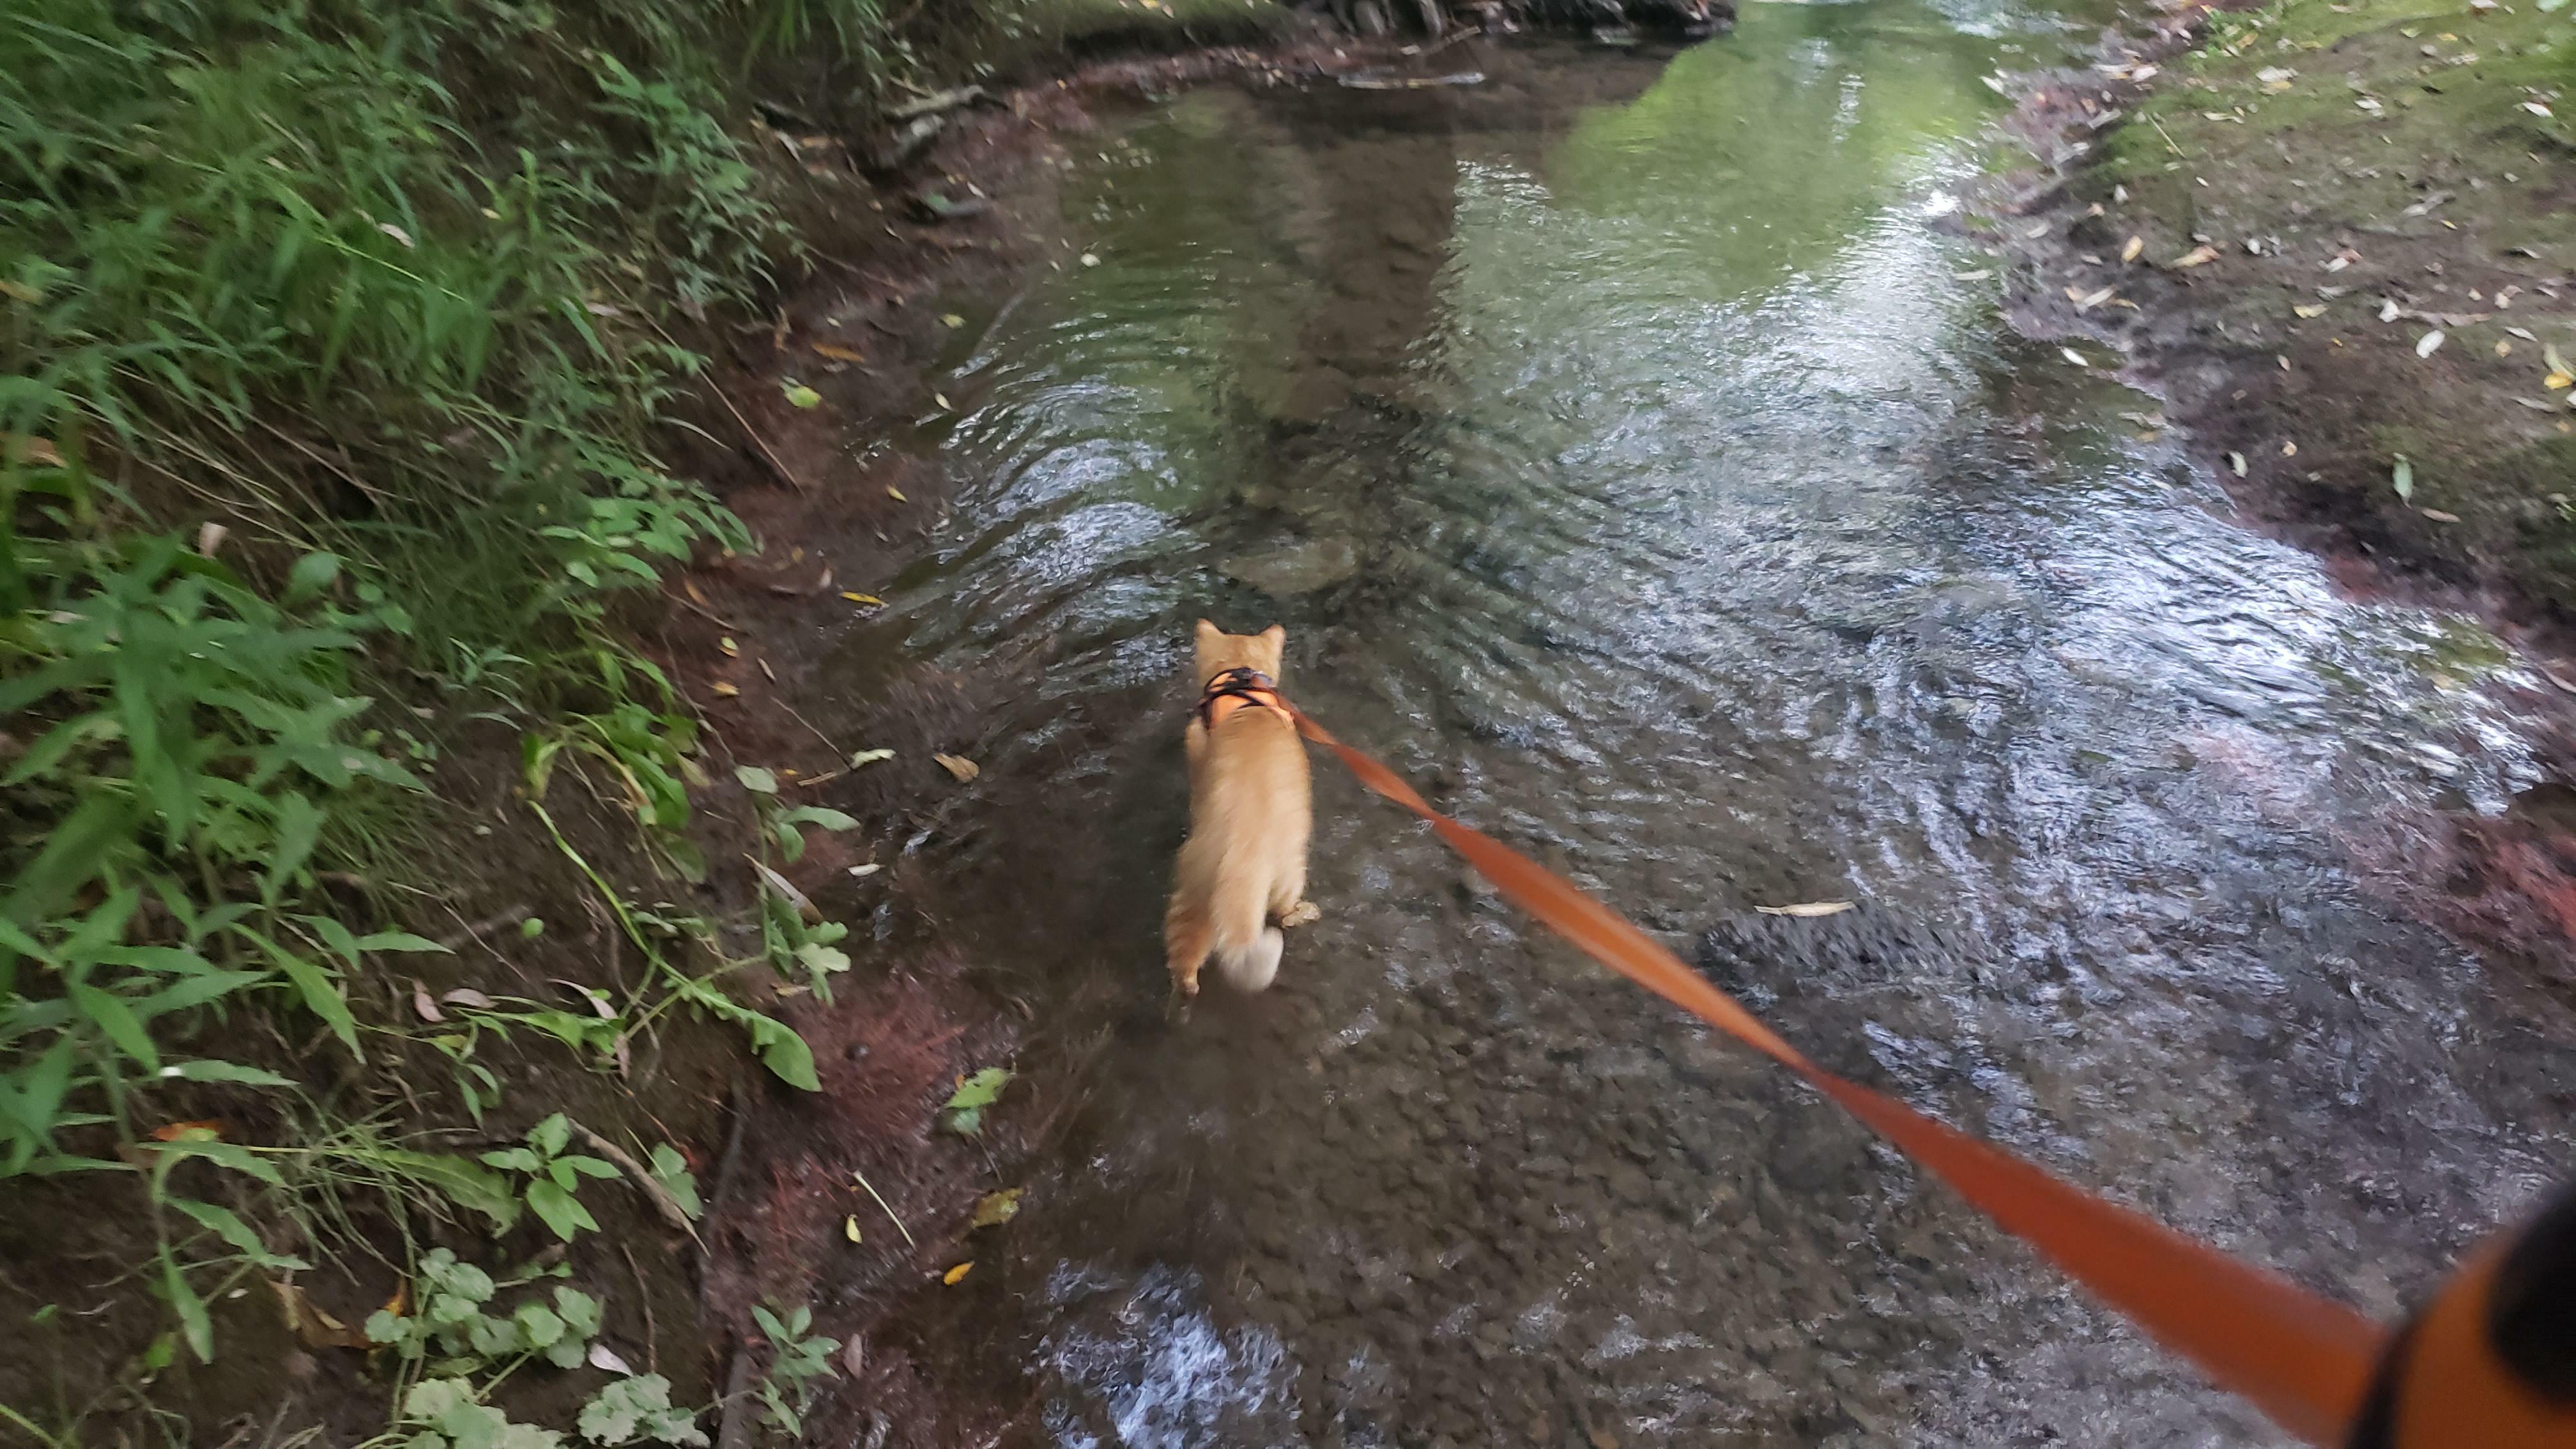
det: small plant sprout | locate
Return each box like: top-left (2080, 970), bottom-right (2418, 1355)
top-left (480, 1114), bottom-right (621, 1240)
top-left (749, 1303), bottom-right (839, 1438)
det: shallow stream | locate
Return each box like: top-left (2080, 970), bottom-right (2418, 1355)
top-left (817, 10), bottom-right (2576, 1443)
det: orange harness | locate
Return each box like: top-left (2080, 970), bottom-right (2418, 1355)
top-left (1195, 666), bottom-right (1289, 730)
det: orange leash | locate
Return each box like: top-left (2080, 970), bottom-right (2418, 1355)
top-left (1287, 704), bottom-right (2389, 1446)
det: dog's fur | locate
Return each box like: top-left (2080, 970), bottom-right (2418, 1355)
top-left (1164, 620), bottom-right (1317, 999)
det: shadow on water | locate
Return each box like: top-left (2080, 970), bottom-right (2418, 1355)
top-left (807, 10), bottom-right (2576, 1445)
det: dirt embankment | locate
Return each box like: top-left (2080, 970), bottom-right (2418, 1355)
top-left (1981, 0), bottom-right (2576, 986)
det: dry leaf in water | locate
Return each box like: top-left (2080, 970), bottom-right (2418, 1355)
top-left (1755, 901), bottom-right (1855, 917)
top-left (934, 753), bottom-right (980, 783)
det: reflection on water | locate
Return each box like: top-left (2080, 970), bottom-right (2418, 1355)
top-left (827, 6), bottom-right (2576, 1444)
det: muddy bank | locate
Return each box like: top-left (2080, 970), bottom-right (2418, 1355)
top-left (1980, 0), bottom-right (2576, 983)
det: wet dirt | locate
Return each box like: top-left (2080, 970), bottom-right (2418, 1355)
top-left (696, 14), bottom-right (2576, 1448)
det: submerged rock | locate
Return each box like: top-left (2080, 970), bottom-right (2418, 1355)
top-left (1223, 537), bottom-right (1361, 595)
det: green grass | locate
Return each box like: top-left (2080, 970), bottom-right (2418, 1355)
top-left (0, 0), bottom-right (800, 1190)
top-left (0, 0), bottom-right (1292, 1427)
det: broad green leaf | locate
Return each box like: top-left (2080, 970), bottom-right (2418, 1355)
top-left (70, 982), bottom-right (160, 1070)
top-left (530, 1112), bottom-right (572, 1158)
top-left (647, 1145), bottom-right (703, 1219)
top-left (158, 1059), bottom-right (294, 1087)
top-left (150, 1137), bottom-right (286, 1186)
top-left (512, 1301), bottom-right (565, 1348)
top-left (944, 1067), bottom-right (1011, 1113)
top-left (744, 1015), bottom-right (819, 1091)
top-left (262, 792), bottom-right (323, 907)
top-left (282, 551), bottom-right (341, 604)
top-left (733, 765), bottom-right (778, 794)
top-left (352, 931), bottom-right (448, 954)
top-left (162, 1253), bottom-right (213, 1363)
top-left (776, 806), bottom-right (857, 832)
top-left (526, 1179), bottom-right (599, 1240)
top-left (168, 1198), bottom-right (308, 1269)
top-left (252, 933), bottom-right (358, 1056)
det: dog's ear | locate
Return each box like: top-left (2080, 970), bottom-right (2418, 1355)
top-left (1260, 624), bottom-right (1285, 647)
top-left (1259, 624), bottom-right (1285, 670)
top-left (1195, 618), bottom-right (1221, 644)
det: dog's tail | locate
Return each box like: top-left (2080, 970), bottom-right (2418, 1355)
top-left (1211, 926), bottom-right (1284, 993)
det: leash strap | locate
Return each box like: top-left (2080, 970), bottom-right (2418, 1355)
top-left (1287, 703), bottom-right (2387, 1446)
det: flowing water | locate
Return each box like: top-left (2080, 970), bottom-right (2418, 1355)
top-left (818, 8), bottom-right (2576, 1444)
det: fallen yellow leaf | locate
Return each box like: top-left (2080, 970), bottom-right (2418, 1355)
top-left (2547, 372), bottom-right (2573, 391)
top-left (971, 1188), bottom-right (1023, 1229)
top-left (811, 342), bottom-right (866, 363)
top-left (933, 753), bottom-right (980, 783)
top-left (711, 681), bottom-right (741, 698)
top-left (2294, 303), bottom-right (2327, 318)
top-left (2120, 236), bottom-right (2144, 263)
top-left (942, 1261), bottom-right (973, 1285)
top-left (887, 486), bottom-right (908, 502)
top-left (2170, 244), bottom-right (2220, 269)
top-left (841, 592), bottom-right (884, 605)
top-left (844, 1215), bottom-right (862, 1243)
top-left (719, 637), bottom-right (740, 657)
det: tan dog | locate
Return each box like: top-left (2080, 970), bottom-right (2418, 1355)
top-left (1164, 620), bottom-right (1317, 1000)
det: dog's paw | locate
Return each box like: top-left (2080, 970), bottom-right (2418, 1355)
top-left (1278, 900), bottom-right (1321, 928)
top-left (1165, 978), bottom-right (1198, 1023)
